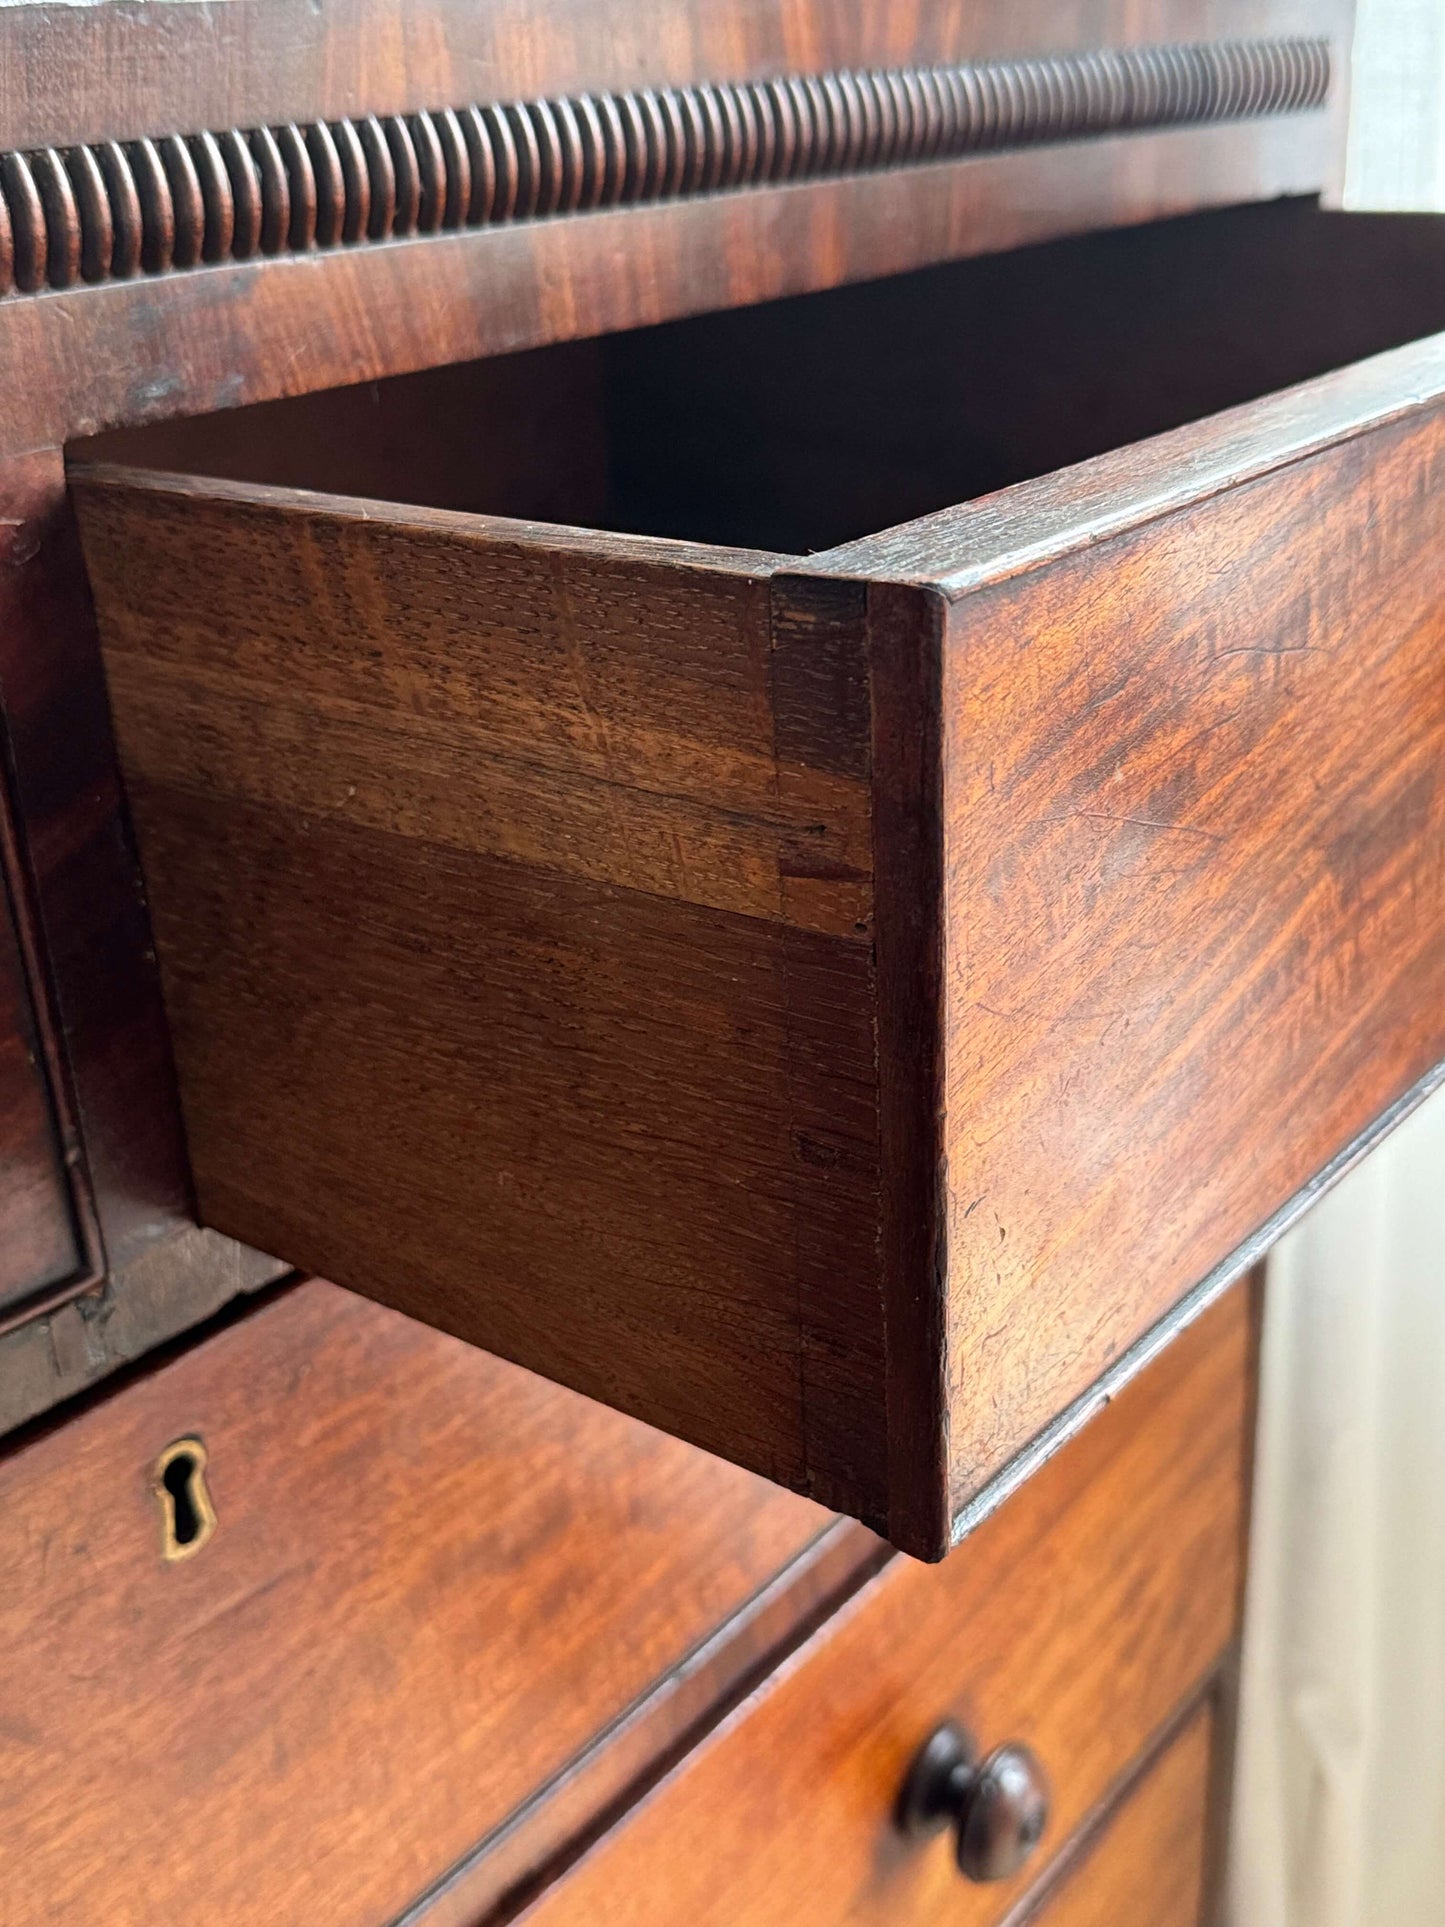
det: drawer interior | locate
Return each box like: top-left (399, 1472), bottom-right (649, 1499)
top-left (78, 198), bottom-right (1445, 548)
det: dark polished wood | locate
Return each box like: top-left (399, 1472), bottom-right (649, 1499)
top-left (0, 37), bottom-right (1330, 301)
top-left (0, 8), bottom-right (1365, 1921)
top-left (0, 0), bottom-right (1348, 155)
top-left (0, 452), bottom-right (285, 1432)
top-left (1021, 1698), bottom-right (1218, 1927)
top-left (73, 481), bottom-right (888, 1506)
top-left (0, 1276), bottom-right (883, 1927)
top-left (0, 5), bottom-right (1348, 1431)
top-left (514, 1285), bottom-right (1250, 1925)
top-left (0, 820), bottom-right (84, 1318)
top-left (826, 325), bottom-right (1445, 1533)
top-left (2, 127), bottom-right (1334, 460)
top-left (73, 208), bottom-right (1445, 1551)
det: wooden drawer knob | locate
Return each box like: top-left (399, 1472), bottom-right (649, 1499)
top-left (898, 1719), bottom-right (1050, 1882)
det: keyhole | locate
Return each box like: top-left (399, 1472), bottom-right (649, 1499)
top-left (154, 1438), bottom-right (216, 1562)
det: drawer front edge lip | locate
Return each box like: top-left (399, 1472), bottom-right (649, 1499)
top-left (949, 1052), bottom-right (1445, 1547)
top-left (0, 752), bottom-right (103, 1327)
top-left (67, 460), bottom-right (791, 580)
top-left (0, 35), bottom-right (1331, 304)
top-left (387, 1517), bottom-right (889, 1927)
top-left (858, 575), bottom-right (952, 1560)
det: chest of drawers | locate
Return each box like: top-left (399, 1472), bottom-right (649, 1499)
top-left (0, 0), bottom-right (1430, 1915)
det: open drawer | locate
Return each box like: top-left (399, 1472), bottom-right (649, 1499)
top-left (71, 202), bottom-right (1445, 1556)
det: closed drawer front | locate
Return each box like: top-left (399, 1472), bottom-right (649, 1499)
top-left (0, 1276), bottom-right (854, 1927)
top-left (517, 1286), bottom-right (1249, 1927)
top-left (73, 203), bottom-right (1445, 1553)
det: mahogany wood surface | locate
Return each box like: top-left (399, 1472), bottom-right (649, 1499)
top-left (516, 1286), bottom-right (1250, 1926)
top-left (0, 0), bottom-right (1347, 156)
top-left (0, 2), bottom-right (1347, 1432)
top-left (0, 40), bottom-right (1333, 303)
top-left (0, 451), bottom-right (284, 1432)
top-left (72, 476), bottom-right (889, 1510)
top-left (1020, 1698), bottom-right (1216, 1927)
top-left (0, 1276), bottom-right (877, 1927)
top-left (0, 7), bottom-right (1356, 1914)
top-left (74, 239), bottom-right (1445, 1550)
top-left (0, 124), bottom-right (1333, 461)
top-left (0, 835), bottom-right (81, 1316)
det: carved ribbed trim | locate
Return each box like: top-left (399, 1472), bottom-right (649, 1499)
top-left (0, 36), bottom-right (1329, 298)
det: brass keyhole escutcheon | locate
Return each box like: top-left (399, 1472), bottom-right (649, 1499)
top-left (153, 1438), bottom-right (217, 1562)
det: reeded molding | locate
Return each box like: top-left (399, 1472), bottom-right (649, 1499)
top-left (0, 35), bottom-right (1329, 298)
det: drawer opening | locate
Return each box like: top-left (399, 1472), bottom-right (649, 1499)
top-left (75, 198), bottom-right (1445, 558)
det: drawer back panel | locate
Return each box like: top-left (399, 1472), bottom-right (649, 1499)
top-left (0, 1280), bottom-right (831, 1927)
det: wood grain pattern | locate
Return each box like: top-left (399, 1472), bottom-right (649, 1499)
top-left (0, 847), bottom-right (82, 1316)
top-left (73, 470), bottom-right (889, 1516)
top-left (0, 37), bottom-right (1331, 300)
top-left (1022, 1699), bottom-right (1215, 1927)
top-left (864, 330), bottom-right (1445, 1521)
top-left (0, 0), bottom-right (1348, 156)
top-left (516, 1286), bottom-right (1249, 1926)
top-left (0, 0), bottom-right (1350, 1436)
top-left (0, 129), bottom-right (1335, 460)
top-left (76, 282), bottom-right (1445, 1551)
top-left (0, 1276), bottom-right (872, 1927)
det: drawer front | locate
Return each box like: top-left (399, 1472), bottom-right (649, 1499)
top-left (0, 855), bottom-right (84, 1317)
top-left (1028, 1699), bottom-right (1217, 1927)
top-left (517, 1286), bottom-right (1249, 1927)
top-left (822, 329), bottom-right (1445, 1539)
top-left (0, 1279), bottom-right (838, 1927)
top-left (73, 317), bottom-right (1445, 1556)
